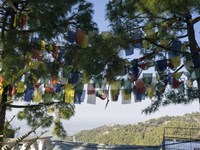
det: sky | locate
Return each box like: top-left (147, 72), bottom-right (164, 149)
top-left (6, 0), bottom-right (200, 137)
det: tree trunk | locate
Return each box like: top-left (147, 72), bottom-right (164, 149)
top-left (187, 17), bottom-right (200, 108)
top-left (0, 86), bottom-right (8, 137)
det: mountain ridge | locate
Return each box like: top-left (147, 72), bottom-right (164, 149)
top-left (66, 112), bottom-right (200, 146)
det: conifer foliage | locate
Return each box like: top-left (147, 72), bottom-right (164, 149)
top-left (106, 0), bottom-right (200, 113)
top-left (0, 0), bottom-right (99, 138)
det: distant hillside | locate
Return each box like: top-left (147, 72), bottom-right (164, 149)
top-left (66, 112), bottom-right (200, 146)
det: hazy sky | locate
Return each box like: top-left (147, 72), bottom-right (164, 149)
top-left (6, 0), bottom-right (200, 137)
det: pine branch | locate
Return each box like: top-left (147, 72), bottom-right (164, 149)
top-left (191, 16), bottom-right (200, 25)
top-left (145, 37), bottom-right (186, 54)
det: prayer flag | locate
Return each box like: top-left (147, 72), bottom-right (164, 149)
top-left (142, 73), bottom-right (152, 86)
top-left (17, 81), bottom-right (25, 93)
top-left (81, 35), bottom-right (89, 48)
top-left (76, 30), bottom-right (85, 44)
top-left (24, 87), bottom-right (34, 102)
top-left (110, 81), bottom-right (120, 101)
top-left (67, 30), bottom-right (76, 43)
top-left (65, 84), bottom-right (75, 103)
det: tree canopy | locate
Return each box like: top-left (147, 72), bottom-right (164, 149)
top-left (106, 0), bottom-right (200, 113)
top-left (1, 0), bottom-right (200, 140)
top-left (0, 0), bottom-right (100, 138)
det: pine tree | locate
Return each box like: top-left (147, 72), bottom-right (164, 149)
top-left (106, 0), bottom-right (200, 113)
top-left (0, 0), bottom-right (99, 138)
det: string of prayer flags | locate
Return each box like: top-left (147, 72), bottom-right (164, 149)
top-left (110, 81), bottom-right (120, 101)
top-left (87, 83), bottom-right (96, 104)
top-left (67, 30), bottom-right (76, 43)
top-left (65, 84), bottom-right (75, 103)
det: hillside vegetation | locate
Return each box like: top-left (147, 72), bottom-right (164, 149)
top-left (66, 112), bottom-right (200, 146)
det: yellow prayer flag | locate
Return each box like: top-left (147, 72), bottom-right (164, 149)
top-left (17, 81), bottom-right (25, 93)
top-left (40, 40), bottom-right (46, 50)
top-left (33, 88), bottom-right (42, 103)
top-left (49, 44), bottom-right (53, 51)
top-left (81, 35), bottom-right (89, 48)
top-left (160, 39), bottom-right (170, 47)
top-left (181, 44), bottom-right (187, 52)
top-left (13, 14), bottom-right (17, 28)
top-left (147, 86), bottom-right (154, 99)
top-left (101, 31), bottom-right (111, 39)
top-left (0, 83), bottom-right (3, 95)
top-left (65, 84), bottom-right (74, 103)
top-left (171, 56), bottom-right (181, 68)
top-left (142, 40), bottom-right (149, 49)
